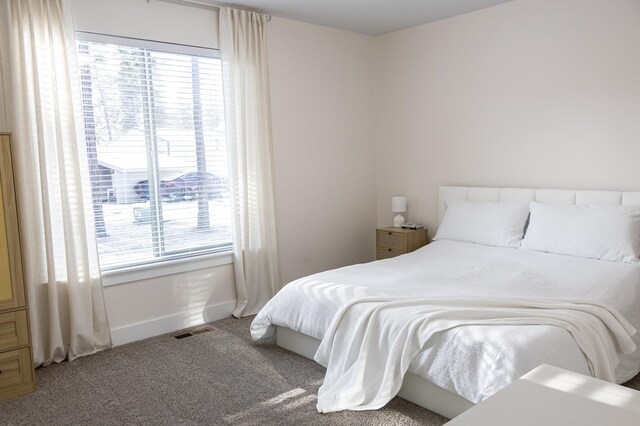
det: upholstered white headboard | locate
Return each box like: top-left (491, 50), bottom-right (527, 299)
top-left (439, 186), bottom-right (640, 224)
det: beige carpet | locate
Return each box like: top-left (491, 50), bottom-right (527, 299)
top-left (0, 316), bottom-right (447, 425)
top-left (1, 316), bottom-right (639, 425)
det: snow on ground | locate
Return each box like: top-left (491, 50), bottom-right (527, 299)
top-left (97, 197), bottom-right (232, 269)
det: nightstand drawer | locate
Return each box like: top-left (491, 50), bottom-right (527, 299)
top-left (377, 247), bottom-right (405, 260)
top-left (0, 310), bottom-right (29, 352)
top-left (376, 230), bottom-right (406, 250)
top-left (0, 348), bottom-right (34, 399)
top-left (376, 227), bottom-right (428, 260)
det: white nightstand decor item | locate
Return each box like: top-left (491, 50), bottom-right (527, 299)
top-left (392, 196), bottom-right (407, 228)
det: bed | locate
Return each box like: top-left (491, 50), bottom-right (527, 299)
top-left (251, 186), bottom-right (640, 418)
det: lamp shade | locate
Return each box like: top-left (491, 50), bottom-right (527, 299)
top-left (391, 196), bottom-right (407, 213)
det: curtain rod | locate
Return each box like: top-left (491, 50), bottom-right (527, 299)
top-left (155, 0), bottom-right (272, 21)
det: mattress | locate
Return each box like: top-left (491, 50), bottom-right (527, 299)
top-left (251, 240), bottom-right (640, 403)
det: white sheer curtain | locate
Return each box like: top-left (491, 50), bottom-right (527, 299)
top-left (220, 7), bottom-right (281, 317)
top-left (0, 0), bottom-right (111, 365)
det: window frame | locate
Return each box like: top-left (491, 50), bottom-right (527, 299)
top-left (75, 31), bottom-right (220, 60)
top-left (75, 31), bottom-right (234, 279)
top-left (101, 251), bottom-right (233, 287)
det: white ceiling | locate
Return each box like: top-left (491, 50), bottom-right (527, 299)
top-left (217, 0), bottom-right (516, 35)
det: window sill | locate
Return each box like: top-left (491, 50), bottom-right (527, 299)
top-left (101, 250), bottom-right (234, 287)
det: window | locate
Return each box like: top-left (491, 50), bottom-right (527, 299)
top-left (76, 33), bottom-right (232, 271)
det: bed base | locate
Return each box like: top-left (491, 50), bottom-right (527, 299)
top-left (276, 326), bottom-right (474, 419)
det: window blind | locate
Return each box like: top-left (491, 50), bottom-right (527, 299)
top-left (76, 34), bottom-right (232, 270)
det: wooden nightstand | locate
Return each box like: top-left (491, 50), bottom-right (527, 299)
top-left (376, 227), bottom-right (428, 260)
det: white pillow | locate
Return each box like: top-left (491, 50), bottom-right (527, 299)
top-left (520, 202), bottom-right (640, 264)
top-left (434, 199), bottom-right (530, 248)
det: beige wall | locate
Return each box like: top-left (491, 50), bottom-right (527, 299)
top-left (267, 17), bottom-right (377, 284)
top-left (374, 0), bottom-right (640, 233)
top-left (105, 262), bottom-right (237, 345)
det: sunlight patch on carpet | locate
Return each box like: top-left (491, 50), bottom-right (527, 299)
top-left (224, 387), bottom-right (317, 423)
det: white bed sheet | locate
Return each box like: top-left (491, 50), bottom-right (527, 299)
top-left (251, 240), bottom-right (640, 404)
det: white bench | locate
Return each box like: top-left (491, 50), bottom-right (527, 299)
top-left (446, 364), bottom-right (640, 426)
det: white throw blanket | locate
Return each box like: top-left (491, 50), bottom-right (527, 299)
top-left (314, 297), bottom-right (637, 413)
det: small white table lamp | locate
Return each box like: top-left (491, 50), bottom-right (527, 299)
top-left (392, 196), bottom-right (407, 228)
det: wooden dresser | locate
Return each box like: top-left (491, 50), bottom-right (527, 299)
top-left (0, 133), bottom-right (36, 400)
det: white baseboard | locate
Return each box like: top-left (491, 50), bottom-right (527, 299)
top-left (110, 300), bottom-right (236, 346)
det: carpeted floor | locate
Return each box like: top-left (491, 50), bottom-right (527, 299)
top-left (2, 317), bottom-right (639, 426)
top-left (0, 316), bottom-right (448, 425)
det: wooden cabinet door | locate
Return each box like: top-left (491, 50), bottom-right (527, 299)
top-left (0, 134), bottom-right (25, 311)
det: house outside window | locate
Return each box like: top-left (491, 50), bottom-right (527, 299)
top-left (76, 33), bottom-right (232, 271)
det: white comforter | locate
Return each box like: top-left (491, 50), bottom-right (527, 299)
top-left (314, 297), bottom-right (636, 413)
top-left (251, 240), bottom-right (640, 403)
